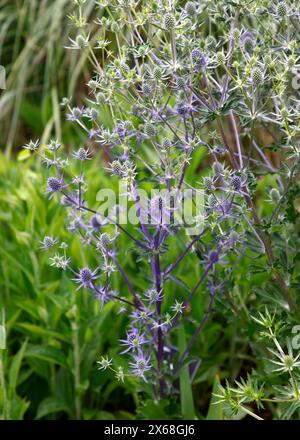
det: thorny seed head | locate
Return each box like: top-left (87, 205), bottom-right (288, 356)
top-left (97, 356), bottom-right (112, 371)
top-left (270, 188), bottom-right (281, 204)
top-left (79, 267), bottom-right (93, 284)
top-left (109, 160), bottom-right (123, 176)
top-left (191, 48), bottom-right (206, 69)
top-left (161, 138), bottom-right (172, 150)
top-left (90, 215), bottom-right (102, 230)
top-left (152, 66), bottom-right (163, 81)
top-left (141, 82), bottom-right (153, 97)
top-left (24, 139), bottom-right (40, 152)
top-left (144, 122), bottom-right (156, 138)
top-left (73, 147), bottom-right (91, 161)
top-left (208, 250), bottom-right (219, 264)
top-left (97, 233), bottom-right (111, 250)
top-left (185, 1), bottom-right (196, 17)
top-left (164, 13), bottom-right (176, 31)
top-left (240, 31), bottom-right (256, 56)
top-left (40, 236), bottom-right (57, 250)
top-left (277, 2), bottom-right (288, 18)
top-left (231, 176), bottom-right (242, 191)
top-left (47, 177), bottom-right (64, 193)
top-left (252, 67), bottom-right (264, 86)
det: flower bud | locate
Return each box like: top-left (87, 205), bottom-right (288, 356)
top-left (217, 51), bottom-right (226, 66)
top-left (277, 2), bottom-right (287, 18)
top-left (144, 122), bottom-right (156, 138)
top-left (270, 188), bottom-right (281, 204)
top-left (252, 67), bottom-right (264, 86)
top-left (185, 1), bottom-right (196, 16)
top-left (164, 13), bottom-right (176, 31)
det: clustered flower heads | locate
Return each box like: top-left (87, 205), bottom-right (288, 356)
top-left (26, 0), bottom-right (300, 409)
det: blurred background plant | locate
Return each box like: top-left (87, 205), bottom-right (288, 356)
top-left (0, 0), bottom-right (300, 420)
top-left (0, 0), bottom-right (98, 156)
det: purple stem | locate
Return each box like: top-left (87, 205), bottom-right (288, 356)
top-left (164, 227), bottom-right (209, 276)
top-left (174, 285), bottom-right (217, 374)
top-left (111, 256), bottom-right (144, 309)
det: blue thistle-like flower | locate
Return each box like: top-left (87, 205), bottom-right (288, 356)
top-left (23, 139), bottom-right (40, 152)
top-left (119, 328), bottom-right (149, 354)
top-left (90, 215), bottom-right (102, 231)
top-left (130, 309), bottom-right (153, 324)
top-left (144, 288), bottom-right (163, 304)
top-left (176, 101), bottom-right (190, 116)
top-left (72, 266), bottom-right (99, 290)
top-left (191, 49), bottom-right (207, 71)
top-left (129, 352), bottom-right (152, 382)
top-left (45, 176), bottom-right (66, 199)
top-left (208, 250), bottom-right (219, 264)
top-left (73, 147), bottom-right (92, 161)
top-left (40, 236), bottom-right (58, 250)
top-left (67, 107), bottom-right (85, 121)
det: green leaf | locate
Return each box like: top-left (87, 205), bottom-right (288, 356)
top-left (17, 149), bottom-right (31, 162)
top-left (9, 396), bottom-right (30, 420)
top-left (17, 323), bottom-right (69, 342)
top-left (206, 375), bottom-right (224, 420)
top-left (26, 344), bottom-right (68, 368)
top-left (137, 399), bottom-right (170, 420)
top-left (8, 339), bottom-right (28, 398)
top-left (36, 397), bottom-right (71, 419)
top-left (0, 325), bottom-right (6, 350)
top-left (178, 326), bottom-right (196, 420)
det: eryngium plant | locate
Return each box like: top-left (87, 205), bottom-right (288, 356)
top-left (26, 0), bottom-right (300, 410)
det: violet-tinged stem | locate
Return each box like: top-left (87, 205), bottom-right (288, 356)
top-left (229, 110), bottom-right (243, 169)
top-left (174, 286), bottom-right (217, 374)
top-left (111, 256), bottom-right (144, 309)
top-left (164, 227), bottom-right (209, 276)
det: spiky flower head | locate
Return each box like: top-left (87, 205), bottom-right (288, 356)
top-left (231, 175), bottom-right (242, 191)
top-left (48, 139), bottom-right (61, 151)
top-left (252, 67), bottom-right (264, 86)
top-left (185, 1), bottom-right (196, 17)
top-left (277, 2), bottom-right (287, 18)
top-left (203, 176), bottom-right (215, 192)
top-left (144, 122), bottom-right (156, 138)
top-left (144, 288), bottom-right (162, 304)
top-left (217, 51), bottom-right (226, 66)
top-left (49, 254), bottom-right (70, 270)
top-left (270, 188), bottom-right (281, 204)
top-left (208, 250), bottom-right (219, 264)
top-left (176, 101), bottom-right (189, 116)
top-left (23, 139), bottom-right (40, 152)
top-left (152, 66), bottom-right (163, 81)
top-left (141, 82), bottom-right (153, 96)
top-left (73, 147), bottom-right (92, 161)
top-left (72, 266), bottom-right (99, 290)
top-left (90, 215), bottom-right (102, 230)
top-left (161, 138), bottom-right (171, 150)
top-left (240, 31), bottom-right (256, 56)
top-left (109, 160), bottom-right (123, 176)
top-left (120, 328), bottom-right (148, 354)
top-left (164, 13), bottom-right (176, 31)
top-left (97, 356), bottom-right (112, 371)
top-left (191, 48), bottom-right (207, 71)
top-left (40, 236), bottom-right (58, 250)
top-left (46, 177), bottom-right (65, 199)
top-left (80, 268), bottom-right (93, 284)
top-left (130, 353), bottom-right (151, 382)
top-left (97, 233), bottom-right (111, 250)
